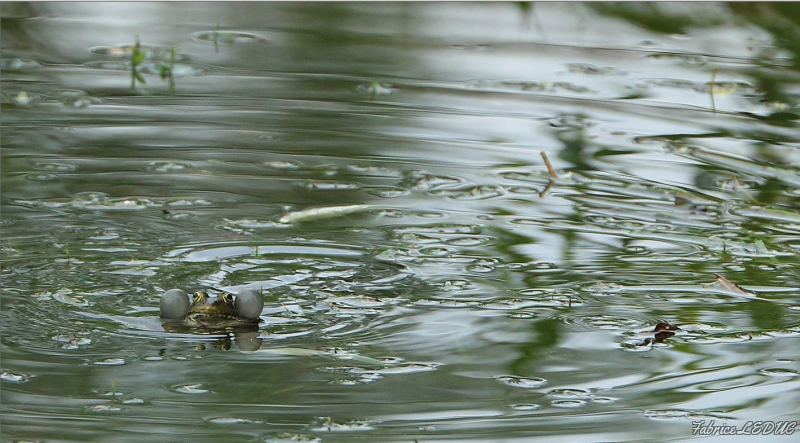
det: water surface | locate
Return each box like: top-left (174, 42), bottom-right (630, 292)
top-left (2, 2), bottom-right (800, 442)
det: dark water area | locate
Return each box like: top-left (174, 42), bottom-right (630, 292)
top-left (2, 2), bottom-right (800, 442)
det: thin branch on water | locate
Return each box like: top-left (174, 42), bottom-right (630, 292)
top-left (541, 151), bottom-right (557, 178)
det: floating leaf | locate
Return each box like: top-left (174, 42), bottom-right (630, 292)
top-left (278, 204), bottom-right (370, 224)
top-left (714, 273), bottom-right (754, 296)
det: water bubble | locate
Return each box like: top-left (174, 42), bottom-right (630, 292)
top-left (510, 403), bottom-right (540, 411)
top-left (548, 388), bottom-right (590, 399)
top-left (589, 396), bottom-right (618, 404)
top-left (497, 375), bottom-right (548, 389)
top-left (33, 162), bottom-right (77, 172)
top-left (465, 262), bottom-right (495, 273)
top-left (551, 399), bottom-right (587, 408)
top-left (420, 247), bottom-right (453, 257)
top-left (508, 186), bottom-right (541, 195)
top-left (191, 30), bottom-right (267, 45)
top-left (759, 368), bottom-right (800, 377)
top-left (25, 173), bottom-right (57, 181)
top-left (508, 312), bottom-right (536, 319)
top-left (445, 236), bottom-right (492, 246)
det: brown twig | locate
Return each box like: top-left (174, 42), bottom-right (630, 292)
top-left (541, 151), bottom-right (557, 178)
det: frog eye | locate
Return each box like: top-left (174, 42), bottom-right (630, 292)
top-left (193, 291), bottom-right (208, 303)
top-left (220, 292), bottom-right (234, 303)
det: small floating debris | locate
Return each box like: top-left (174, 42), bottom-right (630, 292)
top-left (14, 91), bottom-right (33, 106)
top-left (207, 416), bottom-right (264, 425)
top-left (278, 204), bottom-right (370, 224)
top-left (357, 80), bottom-right (397, 96)
top-left (644, 52), bottom-right (706, 67)
top-left (51, 289), bottom-right (89, 307)
top-left (89, 403), bottom-right (122, 412)
top-left (310, 418), bottom-right (374, 433)
top-left (621, 322), bottom-right (681, 350)
top-left (566, 63), bottom-right (626, 76)
top-left (0, 58), bottom-right (42, 72)
top-left (2, 91), bottom-right (43, 107)
top-left (1, 371), bottom-right (30, 383)
top-left (56, 90), bottom-right (102, 108)
top-left (172, 383), bottom-right (210, 394)
top-left (713, 273), bottom-right (754, 296)
top-left (146, 161), bottom-right (191, 173)
top-left (93, 358), bottom-right (126, 366)
top-left (264, 160), bottom-right (304, 170)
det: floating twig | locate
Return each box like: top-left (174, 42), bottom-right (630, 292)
top-left (540, 151), bottom-right (558, 178)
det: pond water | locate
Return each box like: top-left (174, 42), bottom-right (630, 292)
top-left (2, 2), bottom-right (800, 442)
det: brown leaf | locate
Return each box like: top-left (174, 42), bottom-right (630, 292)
top-left (714, 273), bottom-right (754, 295)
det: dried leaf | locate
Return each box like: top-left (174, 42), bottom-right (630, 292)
top-left (714, 273), bottom-right (754, 295)
top-left (278, 204), bottom-right (369, 224)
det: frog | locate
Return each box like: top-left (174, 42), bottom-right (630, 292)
top-left (160, 288), bottom-right (263, 333)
